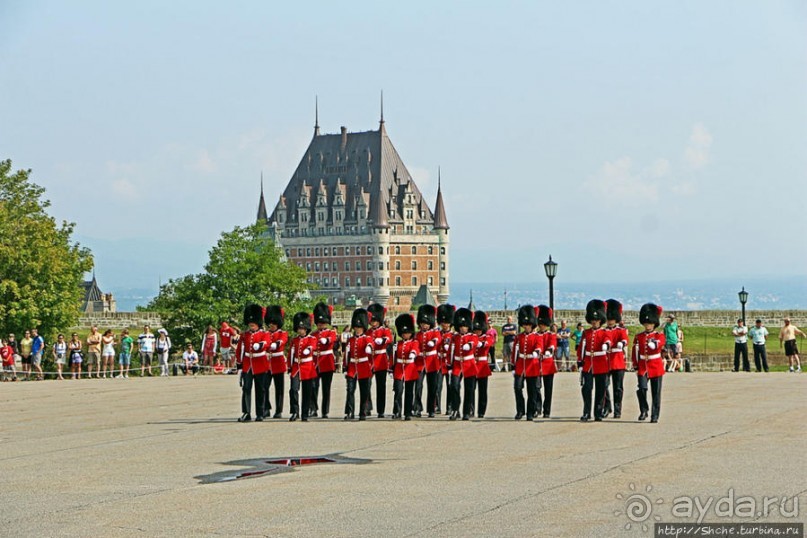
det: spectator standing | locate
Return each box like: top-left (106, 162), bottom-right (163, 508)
top-left (219, 322), bottom-right (238, 370)
top-left (52, 333), bottom-right (68, 380)
top-left (660, 315), bottom-right (680, 370)
top-left (201, 325), bottom-right (218, 371)
top-left (732, 319), bottom-right (750, 372)
top-left (501, 316), bottom-right (517, 372)
top-left (118, 329), bottom-right (133, 378)
top-left (486, 323), bottom-right (498, 368)
top-left (68, 333), bottom-right (83, 379)
top-left (556, 320), bottom-right (571, 372)
top-left (748, 319), bottom-right (769, 373)
top-left (101, 330), bottom-right (116, 378)
top-left (30, 328), bottom-right (45, 381)
top-left (86, 326), bottom-right (102, 379)
top-left (1, 339), bottom-right (18, 381)
top-left (137, 325), bottom-right (156, 376)
top-left (19, 330), bottom-right (33, 379)
top-left (571, 322), bottom-right (584, 370)
top-left (182, 343), bottom-right (199, 375)
top-left (155, 329), bottom-right (172, 377)
top-left (6, 333), bottom-right (20, 368)
top-left (779, 318), bottom-right (805, 373)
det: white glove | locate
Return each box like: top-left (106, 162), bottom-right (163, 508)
top-left (302, 348), bottom-right (311, 356)
top-left (443, 343), bottom-right (450, 351)
top-left (319, 337), bottom-right (328, 345)
top-left (531, 351), bottom-right (539, 359)
top-left (408, 352), bottom-right (417, 360)
top-left (269, 342), bottom-right (278, 351)
top-left (616, 341), bottom-right (624, 350)
top-left (461, 343), bottom-right (471, 351)
top-left (365, 345), bottom-right (373, 355)
top-left (374, 337), bottom-right (384, 346)
top-left (648, 340), bottom-right (657, 350)
top-left (427, 340), bottom-right (436, 348)
top-left (252, 343), bottom-right (261, 351)
top-left (476, 341), bottom-right (484, 348)
top-left (544, 351), bottom-right (553, 358)
top-left (601, 343), bottom-right (609, 351)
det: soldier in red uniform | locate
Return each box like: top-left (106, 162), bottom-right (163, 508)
top-left (311, 302), bottom-right (337, 419)
top-left (264, 306), bottom-right (288, 419)
top-left (604, 299), bottom-right (629, 419)
top-left (472, 311), bottom-right (492, 418)
top-left (535, 305), bottom-right (558, 419)
top-left (393, 313), bottom-right (421, 420)
top-left (235, 304), bottom-right (270, 422)
top-left (632, 303), bottom-right (666, 422)
top-left (344, 308), bottom-right (374, 421)
top-left (436, 304), bottom-right (455, 415)
top-left (367, 303), bottom-right (391, 419)
top-left (414, 305), bottom-right (440, 418)
top-left (450, 308), bottom-right (478, 421)
top-left (511, 305), bottom-right (541, 421)
top-left (577, 300), bottom-right (612, 422)
top-left (288, 312), bottom-right (317, 422)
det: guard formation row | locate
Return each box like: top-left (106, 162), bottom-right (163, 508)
top-left (234, 299), bottom-right (668, 423)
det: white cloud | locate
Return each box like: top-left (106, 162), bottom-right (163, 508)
top-left (684, 123), bottom-right (712, 169)
top-left (582, 156), bottom-right (660, 207)
top-left (111, 178), bottom-right (138, 198)
top-left (190, 150), bottom-right (216, 174)
top-left (649, 158), bottom-right (671, 178)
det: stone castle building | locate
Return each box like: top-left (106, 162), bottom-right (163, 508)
top-left (258, 108), bottom-right (449, 310)
top-left (80, 274), bottom-right (116, 313)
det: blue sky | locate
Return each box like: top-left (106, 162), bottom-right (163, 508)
top-left (1, 1), bottom-right (805, 295)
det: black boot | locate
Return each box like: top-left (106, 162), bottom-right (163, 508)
top-left (238, 414), bottom-right (251, 422)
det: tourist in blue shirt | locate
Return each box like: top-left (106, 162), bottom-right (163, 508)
top-left (30, 328), bottom-right (45, 380)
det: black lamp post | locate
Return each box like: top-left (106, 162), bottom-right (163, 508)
top-left (738, 287), bottom-right (748, 324)
top-left (544, 255), bottom-right (557, 311)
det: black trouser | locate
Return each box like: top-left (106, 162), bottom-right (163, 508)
top-left (319, 371), bottom-right (333, 416)
top-left (462, 376), bottom-right (476, 418)
top-left (392, 378), bottom-right (403, 416)
top-left (525, 376), bottom-right (540, 418)
top-left (345, 377), bottom-right (371, 418)
top-left (301, 378), bottom-right (315, 419)
top-left (734, 342), bottom-right (750, 371)
top-left (374, 370), bottom-right (387, 415)
top-left (637, 374), bottom-right (662, 420)
top-left (449, 373), bottom-right (462, 414)
top-left (425, 370), bottom-right (440, 415)
top-left (476, 376), bottom-right (489, 417)
top-left (180, 364), bottom-right (199, 375)
top-left (241, 370), bottom-right (267, 418)
top-left (608, 370), bottom-right (625, 416)
top-left (539, 375), bottom-right (554, 416)
top-left (440, 373), bottom-right (448, 413)
top-left (309, 376), bottom-right (319, 415)
top-left (265, 372), bottom-right (284, 416)
top-left (404, 379), bottom-right (416, 417)
top-left (288, 375), bottom-right (300, 415)
top-left (513, 375), bottom-right (526, 416)
top-left (753, 344), bottom-right (768, 372)
top-left (580, 371), bottom-right (594, 418)
top-left (593, 373), bottom-right (609, 419)
top-left (414, 370), bottom-right (426, 414)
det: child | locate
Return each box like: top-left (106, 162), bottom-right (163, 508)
top-left (632, 303), bottom-right (666, 423)
top-left (1, 339), bottom-right (18, 381)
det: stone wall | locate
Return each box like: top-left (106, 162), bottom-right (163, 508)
top-left (73, 312), bottom-right (163, 330)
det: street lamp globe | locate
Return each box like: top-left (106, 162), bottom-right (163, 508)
top-left (544, 255), bottom-right (557, 279)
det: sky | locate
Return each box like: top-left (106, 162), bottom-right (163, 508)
top-left (1, 0), bottom-right (805, 298)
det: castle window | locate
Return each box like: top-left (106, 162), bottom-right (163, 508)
top-left (366, 261), bottom-right (372, 270)
top-left (395, 276), bottom-right (401, 286)
top-left (411, 246), bottom-right (417, 255)
top-left (344, 262), bottom-right (350, 271)
top-left (335, 210), bottom-right (342, 220)
top-left (367, 246), bottom-right (372, 255)
top-left (395, 261), bottom-right (401, 270)
top-left (411, 261), bottom-right (417, 270)
top-left (440, 247), bottom-right (446, 255)
top-left (427, 260), bottom-right (433, 270)
top-left (394, 296), bottom-right (400, 305)
top-left (307, 248), bottom-right (312, 256)
top-left (440, 277), bottom-right (446, 285)
top-left (298, 248), bottom-right (304, 257)
top-left (406, 209), bottom-right (413, 219)
top-left (428, 277), bottom-right (434, 286)
top-left (360, 210), bottom-right (365, 219)
top-left (324, 262), bottom-right (329, 271)
top-left (284, 249), bottom-right (290, 258)
top-left (428, 246), bottom-right (433, 255)
top-left (355, 261), bottom-right (361, 270)
top-left (318, 227), bottom-right (324, 235)
top-left (306, 263), bottom-right (311, 271)
top-left (378, 262), bottom-right (384, 270)
top-left (411, 277), bottom-right (417, 286)
top-left (314, 262), bottom-right (320, 271)
top-left (440, 262), bottom-right (446, 270)
top-left (323, 277), bottom-right (329, 286)
top-left (324, 247), bottom-right (330, 256)
top-left (406, 225), bottom-right (413, 234)
top-left (395, 246), bottom-right (400, 255)
top-left (315, 247), bottom-right (320, 256)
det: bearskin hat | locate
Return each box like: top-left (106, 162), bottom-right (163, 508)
top-left (437, 304), bottom-right (456, 325)
top-left (264, 305), bottom-right (285, 329)
top-left (293, 312), bottom-right (312, 333)
top-left (639, 303), bottom-right (663, 328)
top-left (243, 304), bottom-right (264, 327)
top-left (417, 305), bottom-right (437, 328)
top-left (313, 302), bottom-right (333, 325)
top-left (585, 299), bottom-right (607, 324)
top-left (395, 313), bottom-right (415, 336)
top-left (453, 307), bottom-right (473, 330)
top-left (535, 305), bottom-right (553, 327)
top-left (605, 299), bottom-right (623, 323)
top-left (472, 310), bottom-right (489, 333)
top-left (367, 303), bottom-right (387, 324)
top-left (518, 304), bottom-right (537, 327)
top-left (351, 308), bottom-right (369, 330)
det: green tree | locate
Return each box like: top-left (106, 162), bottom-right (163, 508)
top-left (0, 159), bottom-right (94, 337)
top-left (147, 222), bottom-right (315, 345)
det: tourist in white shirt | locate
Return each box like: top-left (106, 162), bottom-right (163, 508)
top-left (138, 326), bottom-right (156, 377)
top-left (731, 319), bottom-right (749, 372)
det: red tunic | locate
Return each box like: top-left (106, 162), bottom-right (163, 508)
top-left (452, 333), bottom-right (479, 378)
top-left (536, 332), bottom-right (558, 376)
top-left (394, 339), bottom-right (421, 382)
top-left (511, 331), bottom-right (542, 377)
top-left (345, 334), bottom-right (374, 380)
top-left (577, 327), bottom-right (612, 375)
top-left (417, 328), bottom-right (441, 373)
top-left (367, 326), bottom-right (391, 372)
top-left (311, 328), bottom-right (337, 374)
top-left (438, 329), bottom-right (453, 375)
top-left (632, 331), bottom-right (666, 379)
top-left (220, 327), bottom-right (236, 350)
top-left (606, 326), bottom-right (629, 371)
top-left (290, 334), bottom-right (318, 381)
top-left (235, 330), bottom-right (270, 375)
top-left (267, 329), bottom-right (288, 375)
top-left (474, 334), bottom-right (492, 378)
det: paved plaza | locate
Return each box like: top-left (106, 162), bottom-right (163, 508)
top-left (1, 372), bottom-right (804, 537)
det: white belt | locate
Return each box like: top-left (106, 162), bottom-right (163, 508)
top-left (318, 349), bottom-right (333, 355)
top-left (246, 352), bottom-right (266, 358)
top-left (639, 354), bottom-right (661, 360)
top-left (518, 354), bottom-right (536, 359)
top-left (461, 355), bottom-right (475, 361)
top-left (300, 358), bottom-right (314, 363)
top-left (401, 359), bottom-right (415, 364)
top-left (271, 352), bottom-right (285, 358)
top-left (350, 358), bottom-right (370, 363)
top-left (424, 351), bottom-right (437, 356)
top-left (585, 351), bottom-right (607, 357)
top-left (373, 350), bottom-right (387, 355)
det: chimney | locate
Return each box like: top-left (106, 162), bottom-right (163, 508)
top-left (340, 126), bottom-right (347, 150)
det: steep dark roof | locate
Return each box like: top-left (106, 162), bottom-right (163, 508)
top-left (433, 179), bottom-right (449, 230)
top-left (412, 285), bottom-right (436, 307)
top-left (268, 125), bottom-right (435, 228)
top-left (256, 176), bottom-right (268, 222)
top-left (81, 276), bottom-right (102, 303)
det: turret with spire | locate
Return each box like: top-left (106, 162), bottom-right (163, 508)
top-left (256, 172), bottom-right (268, 222)
top-left (314, 95), bottom-right (320, 137)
